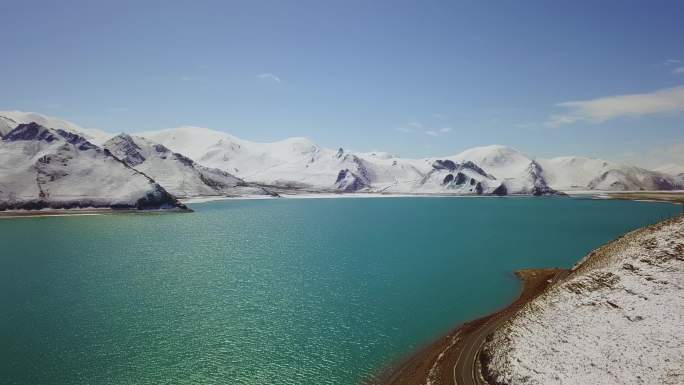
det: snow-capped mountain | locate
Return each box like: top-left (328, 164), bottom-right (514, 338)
top-left (0, 123), bottom-right (185, 211)
top-left (138, 127), bottom-right (380, 192)
top-left (104, 134), bottom-right (276, 198)
top-left (414, 159), bottom-right (506, 195)
top-left (450, 145), bottom-right (556, 195)
top-left (539, 156), bottom-right (679, 191)
top-left (138, 127), bottom-right (506, 195)
top-left (0, 111), bottom-right (112, 144)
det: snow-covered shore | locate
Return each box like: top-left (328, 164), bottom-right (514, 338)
top-left (483, 214), bottom-right (684, 385)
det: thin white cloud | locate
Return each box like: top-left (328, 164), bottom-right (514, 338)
top-left (672, 67), bottom-right (684, 75)
top-left (256, 73), bottom-right (281, 83)
top-left (397, 121), bottom-right (451, 137)
top-left (546, 85), bottom-right (684, 127)
top-left (664, 59), bottom-right (681, 66)
top-left (180, 76), bottom-right (192, 81)
top-left (395, 127), bottom-right (414, 133)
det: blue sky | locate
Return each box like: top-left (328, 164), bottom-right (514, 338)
top-left (1, 0), bottom-right (683, 166)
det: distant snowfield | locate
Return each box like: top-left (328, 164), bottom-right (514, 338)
top-left (484, 215), bottom-right (684, 385)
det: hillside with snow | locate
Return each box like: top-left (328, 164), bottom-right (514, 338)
top-left (450, 145), bottom-right (556, 195)
top-left (104, 134), bottom-right (276, 198)
top-left (138, 127), bottom-right (510, 194)
top-left (483, 215), bottom-right (684, 385)
top-left (1, 111), bottom-right (681, 198)
top-left (0, 123), bottom-right (185, 211)
top-left (539, 156), bottom-right (678, 191)
top-left (0, 111), bottom-right (112, 145)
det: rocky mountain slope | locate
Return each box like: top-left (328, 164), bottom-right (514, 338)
top-left (483, 215), bottom-right (684, 385)
top-left (539, 156), bottom-right (678, 191)
top-left (138, 126), bottom-right (508, 195)
top-left (1, 111), bottom-right (681, 196)
top-left (0, 110), bottom-right (112, 144)
top-left (450, 145), bottom-right (557, 195)
top-left (104, 134), bottom-right (276, 198)
top-left (0, 123), bottom-right (185, 211)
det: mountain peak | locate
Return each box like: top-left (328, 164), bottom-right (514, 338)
top-left (3, 122), bottom-right (58, 143)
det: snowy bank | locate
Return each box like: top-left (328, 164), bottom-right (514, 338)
top-left (483, 214), bottom-right (684, 385)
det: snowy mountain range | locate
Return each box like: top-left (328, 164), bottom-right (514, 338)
top-left (0, 110), bottom-right (681, 211)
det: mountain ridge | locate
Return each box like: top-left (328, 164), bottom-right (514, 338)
top-left (0, 123), bottom-right (186, 211)
top-left (1, 111), bottom-right (681, 199)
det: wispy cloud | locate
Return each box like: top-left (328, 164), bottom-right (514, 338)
top-left (546, 85), bottom-right (684, 127)
top-left (425, 127), bottom-right (452, 136)
top-left (396, 120), bottom-right (452, 136)
top-left (256, 73), bottom-right (281, 83)
top-left (395, 127), bottom-right (414, 133)
top-left (672, 67), bottom-right (684, 75)
top-left (180, 76), bottom-right (192, 81)
top-left (664, 59), bottom-right (681, 66)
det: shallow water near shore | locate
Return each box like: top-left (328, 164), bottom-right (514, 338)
top-left (0, 197), bottom-right (680, 385)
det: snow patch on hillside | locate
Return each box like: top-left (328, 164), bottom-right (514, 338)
top-left (0, 123), bottom-right (183, 210)
top-left (104, 134), bottom-right (275, 198)
top-left (483, 215), bottom-right (684, 385)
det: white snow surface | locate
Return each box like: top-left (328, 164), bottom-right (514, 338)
top-left (484, 215), bottom-right (684, 385)
top-left (0, 111), bottom-right (112, 145)
top-left (0, 123), bottom-right (179, 209)
top-left (655, 163), bottom-right (684, 177)
top-left (137, 127), bottom-right (505, 194)
top-left (450, 145), bottom-right (548, 194)
top-left (104, 134), bottom-right (273, 198)
top-left (540, 156), bottom-right (678, 191)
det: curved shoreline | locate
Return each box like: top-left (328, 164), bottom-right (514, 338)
top-left (376, 213), bottom-right (683, 385)
top-left (372, 268), bottom-right (567, 385)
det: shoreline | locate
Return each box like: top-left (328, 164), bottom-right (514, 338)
top-left (0, 206), bottom-right (192, 219)
top-left (3, 190), bottom-right (681, 218)
top-left (373, 268), bottom-right (567, 385)
top-left (375, 213), bottom-right (684, 385)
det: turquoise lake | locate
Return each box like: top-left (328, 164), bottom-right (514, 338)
top-left (0, 197), bottom-right (680, 385)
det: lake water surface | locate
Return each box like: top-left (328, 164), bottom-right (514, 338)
top-left (0, 197), bottom-right (680, 385)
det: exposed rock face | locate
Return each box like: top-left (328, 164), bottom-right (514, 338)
top-left (0, 123), bottom-right (186, 211)
top-left (106, 134), bottom-right (147, 166)
top-left (527, 160), bottom-right (563, 196)
top-left (415, 160), bottom-right (506, 195)
top-left (335, 169), bottom-right (370, 192)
